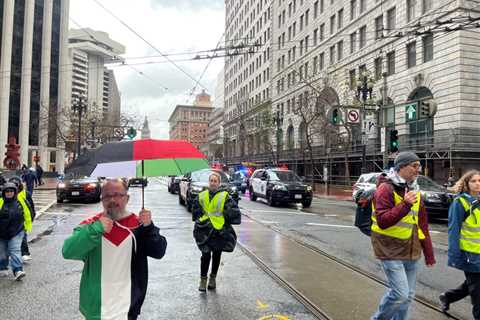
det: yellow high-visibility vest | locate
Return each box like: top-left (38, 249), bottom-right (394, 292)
top-left (371, 191), bottom-right (425, 240)
top-left (0, 196), bottom-right (32, 232)
top-left (458, 196), bottom-right (480, 254)
top-left (198, 190), bottom-right (228, 230)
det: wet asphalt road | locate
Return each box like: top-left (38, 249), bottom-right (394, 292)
top-left (237, 191), bottom-right (471, 319)
top-left (0, 179), bottom-right (317, 320)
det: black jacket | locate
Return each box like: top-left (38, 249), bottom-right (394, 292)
top-left (192, 189), bottom-right (241, 253)
top-left (0, 198), bottom-right (25, 240)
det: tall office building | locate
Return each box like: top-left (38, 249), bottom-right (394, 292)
top-left (0, 0), bottom-right (70, 172)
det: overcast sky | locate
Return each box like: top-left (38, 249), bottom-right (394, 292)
top-left (70, 0), bottom-right (225, 139)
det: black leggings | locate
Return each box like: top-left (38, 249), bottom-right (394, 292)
top-left (21, 233), bottom-right (30, 256)
top-left (200, 251), bottom-right (222, 277)
top-left (444, 272), bottom-right (480, 319)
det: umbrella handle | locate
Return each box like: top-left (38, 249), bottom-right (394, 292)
top-left (142, 160), bottom-right (145, 210)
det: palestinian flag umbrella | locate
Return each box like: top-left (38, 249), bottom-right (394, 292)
top-left (67, 139), bottom-right (209, 208)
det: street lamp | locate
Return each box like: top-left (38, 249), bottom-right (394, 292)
top-left (356, 71), bottom-right (375, 174)
top-left (72, 95), bottom-right (87, 159)
top-left (274, 110), bottom-right (284, 165)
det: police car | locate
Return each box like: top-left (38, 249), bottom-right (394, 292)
top-left (249, 168), bottom-right (313, 207)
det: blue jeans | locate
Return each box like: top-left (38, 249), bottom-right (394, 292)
top-left (0, 231), bottom-right (25, 274)
top-left (372, 260), bottom-right (419, 320)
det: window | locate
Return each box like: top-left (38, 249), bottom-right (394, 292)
top-left (288, 26), bottom-right (292, 41)
top-left (337, 40), bottom-right (344, 61)
top-left (338, 9), bottom-right (344, 29)
top-left (289, 2), bottom-right (292, 17)
top-left (313, 28), bottom-right (318, 46)
top-left (305, 9), bottom-right (309, 26)
top-left (359, 64), bottom-right (366, 77)
top-left (374, 57), bottom-right (383, 80)
top-left (319, 52), bottom-right (325, 70)
top-left (320, 23), bottom-right (325, 41)
top-left (330, 15), bottom-right (335, 34)
top-left (350, 32), bottom-right (357, 53)
top-left (320, 0), bottom-right (324, 13)
top-left (407, 0), bottom-right (416, 22)
top-left (293, 22), bottom-right (296, 36)
top-left (304, 62), bottom-right (308, 78)
top-left (300, 14), bottom-right (304, 31)
top-left (329, 45), bottom-right (336, 65)
top-left (359, 25), bottom-right (366, 48)
top-left (350, 0), bottom-right (357, 20)
top-left (375, 15), bottom-right (383, 39)
top-left (300, 39), bottom-right (304, 55)
top-left (305, 35), bottom-right (309, 52)
top-left (313, 56), bottom-right (318, 74)
top-left (314, 1), bottom-right (318, 18)
top-left (349, 69), bottom-right (356, 89)
top-left (360, 0), bottom-right (366, 13)
top-left (387, 7), bottom-right (396, 32)
top-left (387, 51), bottom-right (395, 75)
top-left (423, 34), bottom-right (433, 62)
top-left (422, 0), bottom-right (432, 13)
top-left (407, 41), bottom-right (416, 68)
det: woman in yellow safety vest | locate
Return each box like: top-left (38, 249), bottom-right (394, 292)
top-left (440, 170), bottom-right (480, 318)
top-left (192, 172), bottom-right (241, 292)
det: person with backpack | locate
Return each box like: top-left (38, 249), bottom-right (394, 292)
top-left (371, 151), bottom-right (435, 320)
top-left (439, 170), bottom-right (480, 318)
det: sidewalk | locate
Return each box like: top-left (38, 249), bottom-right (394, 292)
top-left (313, 184), bottom-right (353, 201)
top-left (35, 177), bottom-right (58, 190)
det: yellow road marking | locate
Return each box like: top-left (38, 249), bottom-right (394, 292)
top-left (258, 315), bottom-right (290, 320)
top-left (256, 300), bottom-right (269, 309)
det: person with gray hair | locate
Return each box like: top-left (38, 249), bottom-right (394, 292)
top-left (371, 151), bottom-right (435, 320)
top-left (62, 178), bottom-right (167, 320)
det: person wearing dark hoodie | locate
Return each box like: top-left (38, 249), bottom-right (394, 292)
top-left (192, 171), bottom-right (241, 292)
top-left (0, 182), bottom-right (32, 280)
top-left (371, 151), bottom-right (435, 320)
top-left (439, 170), bottom-right (480, 318)
top-left (62, 179), bottom-right (167, 320)
top-left (9, 176), bottom-right (35, 262)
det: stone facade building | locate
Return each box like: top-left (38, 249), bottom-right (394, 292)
top-left (223, 0), bottom-right (480, 182)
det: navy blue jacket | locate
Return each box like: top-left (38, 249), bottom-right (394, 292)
top-left (448, 192), bottom-right (480, 273)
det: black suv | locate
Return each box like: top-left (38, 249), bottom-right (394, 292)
top-left (249, 169), bottom-right (313, 207)
top-left (178, 169), bottom-right (240, 212)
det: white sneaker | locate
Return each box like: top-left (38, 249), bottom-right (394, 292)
top-left (0, 270), bottom-right (9, 278)
top-left (14, 270), bottom-right (26, 281)
top-left (22, 255), bottom-right (32, 263)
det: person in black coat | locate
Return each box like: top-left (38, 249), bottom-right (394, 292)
top-left (192, 172), bottom-right (241, 292)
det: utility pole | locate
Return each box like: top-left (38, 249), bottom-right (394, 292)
top-left (382, 72), bottom-right (389, 169)
top-left (72, 95), bottom-right (87, 159)
top-left (91, 120), bottom-right (96, 148)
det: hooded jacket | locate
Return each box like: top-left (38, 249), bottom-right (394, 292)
top-left (448, 192), bottom-right (480, 272)
top-left (192, 188), bottom-right (241, 253)
top-left (62, 212), bottom-right (167, 320)
top-left (371, 173), bottom-right (435, 265)
top-left (0, 184), bottom-right (32, 240)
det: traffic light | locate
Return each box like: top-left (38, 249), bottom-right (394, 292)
top-left (420, 101), bottom-right (430, 118)
top-left (127, 127), bottom-right (137, 140)
top-left (329, 108), bottom-right (342, 125)
top-left (389, 129), bottom-right (399, 153)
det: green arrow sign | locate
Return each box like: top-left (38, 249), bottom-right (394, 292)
top-left (405, 103), bottom-right (417, 122)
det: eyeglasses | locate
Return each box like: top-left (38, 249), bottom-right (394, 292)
top-left (102, 193), bottom-right (127, 200)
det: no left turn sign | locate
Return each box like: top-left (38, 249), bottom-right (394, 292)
top-left (347, 109), bottom-right (360, 123)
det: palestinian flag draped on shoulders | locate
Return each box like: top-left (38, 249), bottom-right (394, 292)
top-left (62, 212), bottom-right (167, 320)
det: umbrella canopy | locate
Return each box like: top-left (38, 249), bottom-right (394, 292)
top-left (66, 139), bottom-right (208, 177)
top-left (66, 139), bottom-right (210, 209)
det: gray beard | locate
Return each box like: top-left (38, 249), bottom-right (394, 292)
top-left (107, 209), bottom-right (129, 221)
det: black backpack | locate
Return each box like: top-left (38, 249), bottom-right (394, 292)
top-left (354, 188), bottom-right (376, 236)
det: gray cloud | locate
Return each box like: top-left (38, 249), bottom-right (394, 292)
top-left (151, 0), bottom-right (224, 11)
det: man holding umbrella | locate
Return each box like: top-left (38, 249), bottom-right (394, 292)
top-left (62, 179), bottom-right (167, 320)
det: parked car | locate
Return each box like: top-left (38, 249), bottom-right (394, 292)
top-left (57, 177), bottom-right (102, 203)
top-left (230, 171), bottom-right (248, 194)
top-left (179, 169), bottom-right (240, 212)
top-left (249, 168), bottom-right (313, 208)
top-left (352, 172), bottom-right (453, 218)
top-left (167, 176), bottom-right (181, 194)
top-left (128, 177), bottom-right (148, 188)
